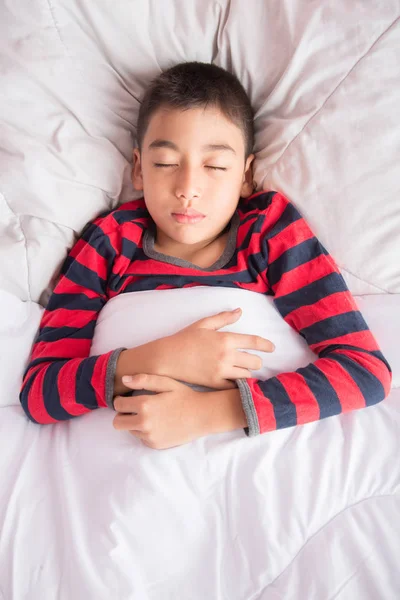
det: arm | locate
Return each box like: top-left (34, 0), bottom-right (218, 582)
top-left (19, 215), bottom-right (123, 424)
top-left (200, 388), bottom-right (248, 434)
top-left (238, 192), bottom-right (392, 437)
top-left (112, 375), bottom-right (247, 449)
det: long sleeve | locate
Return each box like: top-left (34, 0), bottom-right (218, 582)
top-left (238, 193), bottom-right (392, 437)
top-left (20, 215), bottom-right (123, 424)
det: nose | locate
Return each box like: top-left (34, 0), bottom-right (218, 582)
top-left (174, 165), bottom-right (201, 203)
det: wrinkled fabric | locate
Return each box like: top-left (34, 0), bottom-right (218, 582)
top-left (1, 0), bottom-right (399, 598)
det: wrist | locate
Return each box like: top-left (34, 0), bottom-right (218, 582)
top-left (114, 349), bottom-right (133, 395)
top-left (114, 340), bottom-right (167, 396)
top-left (200, 387), bottom-right (247, 436)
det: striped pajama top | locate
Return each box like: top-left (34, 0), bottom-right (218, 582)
top-left (20, 190), bottom-right (392, 437)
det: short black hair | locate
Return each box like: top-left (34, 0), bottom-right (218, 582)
top-left (136, 61), bottom-right (254, 159)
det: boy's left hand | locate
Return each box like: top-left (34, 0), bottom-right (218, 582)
top-left (112, 374), bottom-right (207, 450)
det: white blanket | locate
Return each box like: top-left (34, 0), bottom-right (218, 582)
top-left (0, 287), bottom-right (399, 599)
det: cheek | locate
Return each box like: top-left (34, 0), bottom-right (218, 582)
top-left (219, 174), bottom-right (245, 204)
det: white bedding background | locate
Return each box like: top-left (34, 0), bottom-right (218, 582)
top-left (1, 1), bottom-right (400, 598)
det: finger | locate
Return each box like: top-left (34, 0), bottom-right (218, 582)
top-left (113, 395), bottom-right (141, 414)
top-left (231, 367), bottom-right (253, 380)
top-left (121, 373), bottom-right (177, 393)
top-left (233, 350), bottom-right (263, 371)
top-left (225, 333), bottom-right (275, 353)
top-left (129, 430), bottom-right (146, 440)
top-left (192, 308), bottom-right (242, 331)
top-left (113, 412), bottom-right (142, 431)
top-left (220, 379), bottom-right (237, 390)
top-left (209, 378), bottom-right (238, 390)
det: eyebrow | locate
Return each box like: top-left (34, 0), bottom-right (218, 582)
top-left (148, 139), bottom-right (236, 155)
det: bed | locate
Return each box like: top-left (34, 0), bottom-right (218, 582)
top-left (1, 1), bottom-right (399, 598)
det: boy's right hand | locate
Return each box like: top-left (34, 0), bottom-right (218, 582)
top-left (154, 308), bottom-right (275, 390)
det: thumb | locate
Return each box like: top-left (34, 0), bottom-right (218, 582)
top-left (192, 308), bottom-right (242, 331)
top-left (122, 373), bottom-right (178, 393)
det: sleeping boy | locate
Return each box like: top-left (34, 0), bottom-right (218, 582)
top-left (20, 62), bottom-right (392, 449)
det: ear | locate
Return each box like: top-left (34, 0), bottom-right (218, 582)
top-left (132, 148), bottom-right (143, 190)
top-left (240, 153), bottom-right (256, 198)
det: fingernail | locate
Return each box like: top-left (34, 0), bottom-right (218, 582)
top-left (233, 307), bottom-right (241, 313)
top-left (122, 376), bottom-right (133, 383)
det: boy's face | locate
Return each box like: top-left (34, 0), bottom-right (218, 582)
top-left (131, 105), bottom-right (255, 248)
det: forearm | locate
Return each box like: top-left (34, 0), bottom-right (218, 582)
top-left (114, 340), bottom-right (170, 396)
top-left (199, 387), bottom-right (247, 435)
top-left (20, 350), bottom-right (120, 424)
top-left (242, 346), bottom-right (392, 437)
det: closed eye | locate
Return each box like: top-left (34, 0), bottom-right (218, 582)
top-left (153, 163), bottom-right (227, 171)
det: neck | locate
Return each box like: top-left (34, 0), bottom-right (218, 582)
top-left (155, 227), bottom-right (229, 262)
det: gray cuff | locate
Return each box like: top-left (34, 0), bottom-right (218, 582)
top-left (235, 379), bottom-right (260, 437)
top-left (105, 347), bottom-right (126, 409)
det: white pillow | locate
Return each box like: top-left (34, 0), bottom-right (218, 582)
top-left (2, 1), bottom-right (399, 304)
top-left (90, 287), bottom-right (316, 382)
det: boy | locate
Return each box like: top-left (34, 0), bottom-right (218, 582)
top-left (20, 62), bottom-right (392, 449)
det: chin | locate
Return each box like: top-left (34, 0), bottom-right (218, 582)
top-left (173, 233), bottom-right (204, 245)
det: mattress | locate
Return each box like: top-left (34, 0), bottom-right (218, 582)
top-left (1, 1), bottom-right (399, 598)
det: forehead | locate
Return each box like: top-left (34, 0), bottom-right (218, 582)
top-left (143, 105), bottom-right (244, 153)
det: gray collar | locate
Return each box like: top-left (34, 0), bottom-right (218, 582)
top-left (142, 211), bottom-right (240, 272)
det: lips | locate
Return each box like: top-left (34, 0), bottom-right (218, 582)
top-left (171, 209), bottom-right (205, 224)
top-left (172, 212), bottom-right (205, 224)
top-left (172, 209), bottom-right (205, 217)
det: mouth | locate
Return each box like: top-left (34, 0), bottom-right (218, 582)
top-left (171, 211), bottom-right (206, 224)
